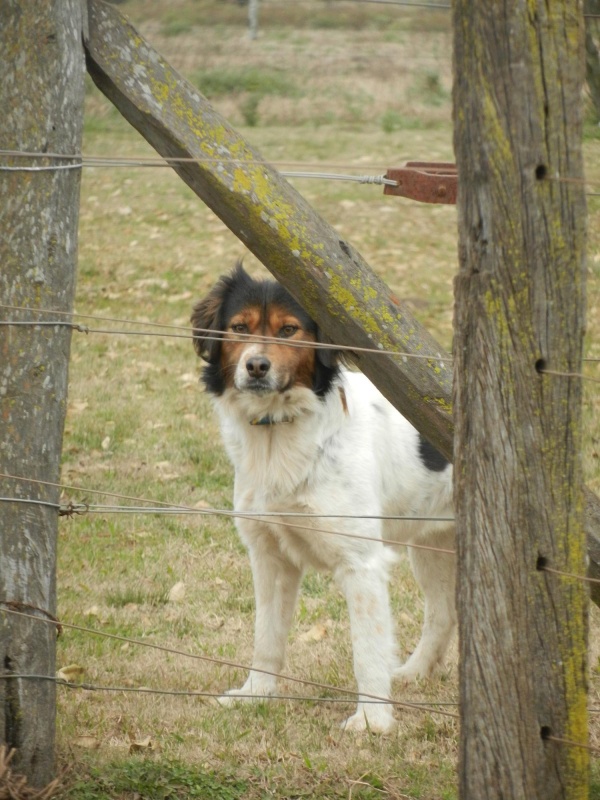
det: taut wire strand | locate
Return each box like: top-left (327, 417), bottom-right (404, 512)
top-left (0, 305), bottom-right (454, 362)
top-left (541, 565), bottom-right (600, 586)
top-left (539, 368), bottom-right (600, 385)
top-left (545, 735), bottom-right (600, 756)
top-left (0, 606), bottom-right (458, 719)
top-left (0, 478), bottom-right (456, 555)
top-left (2, 149), bottom-right (600, 194)
top-left (0, 495), bottom-right (453, 524)
top-left (0, 674), bottom-right (459, 708)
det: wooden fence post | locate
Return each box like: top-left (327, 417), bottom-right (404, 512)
top-left (0, 1), bottom-right (86, 785)
top-left (248, 0), bottom-right (259, 40)
top-left (453, 3), bottom-right (588, 798)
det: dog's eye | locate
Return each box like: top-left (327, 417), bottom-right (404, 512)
top-left (231, 323), bottom-right (248, 334)
top-left (279, 325), bottom-right (298, 338)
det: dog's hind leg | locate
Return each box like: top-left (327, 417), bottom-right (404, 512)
top-left (395, 530), bottom-right (456, 682)
top-left (335, 561), bottom-right (398, 733)
top-left (220, 539), bottom-right (303, 704)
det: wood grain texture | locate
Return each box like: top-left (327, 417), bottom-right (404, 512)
top-left (0, 0), bottom-right (85, 785)
top-left (453, 2), bottom-right (588, 797)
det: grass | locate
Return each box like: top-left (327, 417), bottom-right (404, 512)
top-left (32, 0), bottom-right (600, 797)
top-left (61, 759), bottom-right (248, 800)
top-left (191, 66), bottom-right (299, 99)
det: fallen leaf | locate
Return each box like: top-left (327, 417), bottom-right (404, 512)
top-left (168, 581), bottom-right (186, 603)
top-left (73, 735), bottom-right (100, 749)
top-left (57, 664), bottom-right (85, 682)
top-left (299, 623), bottom-right (329, 643)
top-left (129, 736), bottom-right (157, 754)
top-left (132, 530), bottom-right (152, 539)
top-left (101, 436), bottom-right (111, 451)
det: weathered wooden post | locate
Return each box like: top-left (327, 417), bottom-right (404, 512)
top-left (248, 0), bottom-right (259, 40)
top-left (453, 2), bottom-right (588, 798)
top-left (0, 1), bottom-right (86, 785)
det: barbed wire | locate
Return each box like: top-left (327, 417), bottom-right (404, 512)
top-left (3, 671), bottom-right (599, 757)
top-left (0, 149), bottom-right (399, 185)
top-left (538, 368), bottom-right (600, 385)
top-left (0, 495), bottom-right (453, 525)
top-left (0, 606), bottom-right (458, 719)
top-left (341, 0), bottom-right (449, 7)
top-left (0, 305), bottom-right (454, 363)
top-left (4, 317), bottom-right (600, 384)
top-left (545, 735), bottom-right (600, 756)
top-left (5, 304), bottom-right (600, 374)
top-left (9, 477), bottom-right (600, 581)
top-left (0, 150), bottom-right (401, 171)
top-left (1, 149), bottom-right (599, 195)
top-left (0, 161), bottom-right (397, 186)
top-left (541, 565), bottom-right (600, 586)
top-left (11, 485), bottom-right (600, 579)
top-left (0, 474), bottom-right (457, 555)
top-left (0, 672), bottom-right (459, 708)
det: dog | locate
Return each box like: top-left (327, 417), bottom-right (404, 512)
top-left (191, 262), bottom-right (455, 732)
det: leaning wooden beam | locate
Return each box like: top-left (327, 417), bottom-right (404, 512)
top-left (83, 0), bottom-right (600, 604)
top-left (84, 0), bottom-right (452, 458)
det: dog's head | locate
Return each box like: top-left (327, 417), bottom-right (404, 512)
top-left (191, 261), bottom-right (339, 398)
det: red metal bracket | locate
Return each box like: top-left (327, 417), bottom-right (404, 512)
top-left (384, 162), bottom-right (458, 205)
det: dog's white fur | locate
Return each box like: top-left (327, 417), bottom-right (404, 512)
top-left (212, 355), bottom-right (456, 732)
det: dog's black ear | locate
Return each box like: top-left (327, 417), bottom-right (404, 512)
top-left (312, 327), bottom-right (343, 397)
top-left (191, 270), bottom-right (235, 363)
top-left (315, 327), bottom-right (341, 369)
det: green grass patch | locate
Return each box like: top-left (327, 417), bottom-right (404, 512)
top-left (192, 66), bottom-right (299, 99)
top-left (61, 758), bottom-right (247, 800)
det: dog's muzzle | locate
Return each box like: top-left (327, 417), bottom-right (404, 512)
top-left (239, 355), bottom-right (274, 393)
top-left (246, 355), bottom-right (271, 379)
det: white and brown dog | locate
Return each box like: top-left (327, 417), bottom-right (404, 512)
top-left (191, 262), bottom-right (455, 732)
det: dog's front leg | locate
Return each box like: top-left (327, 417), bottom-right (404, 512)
top-left (220, 537), bottom-right (303, 704)
top-left (335, 563), bottom-right (397, 733)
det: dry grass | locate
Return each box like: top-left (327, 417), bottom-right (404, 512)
top-left (49, 2), bottom-right (600, 797)
top-left (0, 747), bottom-right (61, 800)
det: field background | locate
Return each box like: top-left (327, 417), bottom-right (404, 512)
top-left (55, 2), bottom-right (600, 797)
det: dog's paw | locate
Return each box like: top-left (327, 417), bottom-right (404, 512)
top-left (216, 689), bottom-right (249, 707)
top-left (217, 681), bottom-right (276, 706)
top-left (394, 665), bottom-right (422, 684)
top-left (394, 657), bottom-right (435, 684)
top-left (341, 709), bottom-right (396, 734)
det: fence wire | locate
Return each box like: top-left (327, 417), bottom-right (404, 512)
top-left (0, 606), bottom-right (458, 719)
top-left (1, 149), bottom-right (599, 196)
top-left (0, 472), bottom-right (457, 556)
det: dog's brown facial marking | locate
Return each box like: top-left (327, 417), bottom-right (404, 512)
top-left (221, 304), bottom-right (317, 394)
top-left (193, 263), bottom-right (339, 398)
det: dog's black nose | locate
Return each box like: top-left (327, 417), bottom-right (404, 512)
top-left (246, 356), bottom-right (271, 378)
